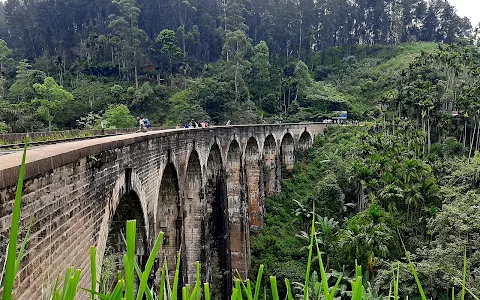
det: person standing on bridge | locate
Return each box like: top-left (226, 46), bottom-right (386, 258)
top-left (136, 116), bottom-right (147, 133)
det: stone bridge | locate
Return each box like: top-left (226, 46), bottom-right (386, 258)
top-left (0, 123), bottom-right (327, 299)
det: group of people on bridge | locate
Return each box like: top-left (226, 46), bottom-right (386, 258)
top-left (176, 119), bottom-right (209, 129)
top-left (136, 118), bottom-right (235, 133)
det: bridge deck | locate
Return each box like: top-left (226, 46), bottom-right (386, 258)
top-left (0, 123), bottom-right (326, 189)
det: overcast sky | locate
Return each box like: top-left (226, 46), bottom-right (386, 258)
top-left (449, 0), bottom-right (480, 27)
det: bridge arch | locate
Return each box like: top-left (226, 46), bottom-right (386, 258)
top-left (204, 142), bottom-right (231, 298)
top-left (280, 132), bottom-right (295, 170)
top-left (157, 162), bottom-right (181, 273)
top-left (183, 149), bottom-right (203, 283)
top-left (96, 168), bottom-right (149, 291)
top-left (226, 139), bottom-right (247, 278)
top-left (298, 130), bottom-right (313, 151)
top-left (263, 134), bottom-right (277, 196)
top-left (0, 122), bottom-right (329, 299)
top-left (245, 137), bottom-right (263, 231)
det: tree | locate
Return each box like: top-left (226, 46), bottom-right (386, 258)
top-left (0, 39), bottom-right (12, 72)
top-left (156, 29), bottom-right (183, 75)
top-left (165, 89), bottom-right (209, 125)
top-left (76, 112), bottom-right (103, 130)
top-left (221, 30), bottom-right (252, 101)
top-left (108, 0), bottom-right (148, 88)
top-left (222, 0), bottom-right (249, 32)
top-left (336, 203), bottom-right (400, 270)
top-left (172, 0), bottom-right (197, 57)
top-left (8, 60), bottom-right (45, 102)
top-left (32, 77), bottom-right (74, 131)
top-left (102, 104), bottom-right (136, 128)
top-left (251, 41), bottom-right (271, 102)
top-left (293, 60), bottom-right (313, 102)
top-left (0, 121), bottom-right (8, 133)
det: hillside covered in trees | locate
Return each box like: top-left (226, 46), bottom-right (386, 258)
top-left (0, 0), bottom-right (475, 132)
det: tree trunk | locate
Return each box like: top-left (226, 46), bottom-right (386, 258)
top-left (427, 112), bottom-right (431, 155)
top-left (234, 61), bottom-right (239, 101)
top-left (298, 17), bottom-right (302, 60)
top-left (475, 119), bottom-right (480, 151)
top-left (358, 181), bottom-right (365, 212)
top-left (469, 116), bottom-right (477, 160)
top-left (134, 49), bottom-right (139, 88)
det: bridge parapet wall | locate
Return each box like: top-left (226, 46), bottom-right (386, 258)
top-left (0, 123), bottom-right (327, 299)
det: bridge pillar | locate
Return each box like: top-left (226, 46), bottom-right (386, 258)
top-left (183, 150), bottom-right (203, 285)
top-left (204, 143), bottom-right (231, 299)
top-left (157, 163), bottom-right (181, 277)
top-left (263, 134), bottom-right (277, 196)
top-left (245, 137), bottom-right (263, 231)
top-left (226, 140), bottom-right (248, 278)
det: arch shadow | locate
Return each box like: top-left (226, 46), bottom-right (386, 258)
top-left (263, 134), bottom-right (277, 196)
top-left (280, 132), bottom-right (295, 170)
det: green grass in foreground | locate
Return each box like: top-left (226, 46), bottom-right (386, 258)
top-left (0, 136), bottom-right (475, 299)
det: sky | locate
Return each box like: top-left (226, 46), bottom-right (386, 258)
top-left (449, 0), bottom-right (480, 27)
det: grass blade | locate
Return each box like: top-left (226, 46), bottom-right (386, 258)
top-left (236, 279), bottom-right (243, 300)
top-left (61, 268), bottom-right (74, 299)
top-left (285, 278), bottom-right (293, 300)
top-left (235, 270), bottom-right (252, 300)
top-left (253, 264), bottom-right (264, 300)
top-left (90, 246), bottom-right (97, 300)
top-left (329, 275), bottom-right (343, 300)
top-left (125, 220), bottom-right (137, 300)
top-left (466, 287), bottom-right (480, 300)
top-left (270, 277), bottom-right (279, 300)
top-left (246, 279), bottom-right (252, 300)
top-left (404, 246), bottom-right (427, 300)
top-left (109, 280), bottom-right (125, 300)
top-left (393, 264), bottom-right (399, 300)
top-left (204, 283), bottom-right (211, 300)
top-left (136, 231), bottom-right (164, 300)
top-left (172, 251), bottom-right (181, 300)
top-left (182, 286), bottom-right (188, 300)
top-left (232, 288), bottom-right (238, 300)
top-left (2, 135), bottom-right (29, 300)
top-left (462, 247), bottom-right (467, 300)
top-left (352, 276), bottom-right (363, 300)
top-left (158, 259), bottom-right (167, 300)
top-left (133, 260), bottom-right (154, 300)
top-left (65, 269), bottom-right (82, 300)
top-left (304, 217), bottom-right (315, 300)
top-left (196, 261), bottom-right (201, 300)
top-left (14, 219), bottom-right (32, 275)
top-left (80, 288), bottom-right (110, 300)
top-left (315, 241), bottom-right (329, 298)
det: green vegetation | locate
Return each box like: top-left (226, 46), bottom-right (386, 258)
top-left (1, 0), bottom-right (480, 298)
top-left (0, 0), bottom-right (475, 131)
top-left (0, 137), bottom-right (477, 300)
top-left (252, 120), bottom-right (480, 298)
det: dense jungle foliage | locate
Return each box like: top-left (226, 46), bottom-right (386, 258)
top-left (253, 121), bottom-right (480, 298)
top-left (0, 0), bottom-right (476, 131)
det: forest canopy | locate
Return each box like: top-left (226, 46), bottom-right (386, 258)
top-left (0, 0), bottom-right (475, 132)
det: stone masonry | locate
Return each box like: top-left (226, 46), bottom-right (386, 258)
top-left (0, 123), bottom-right (326, 299)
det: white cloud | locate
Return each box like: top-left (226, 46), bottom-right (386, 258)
top-left (448, 0), bottom-right (480, 27)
